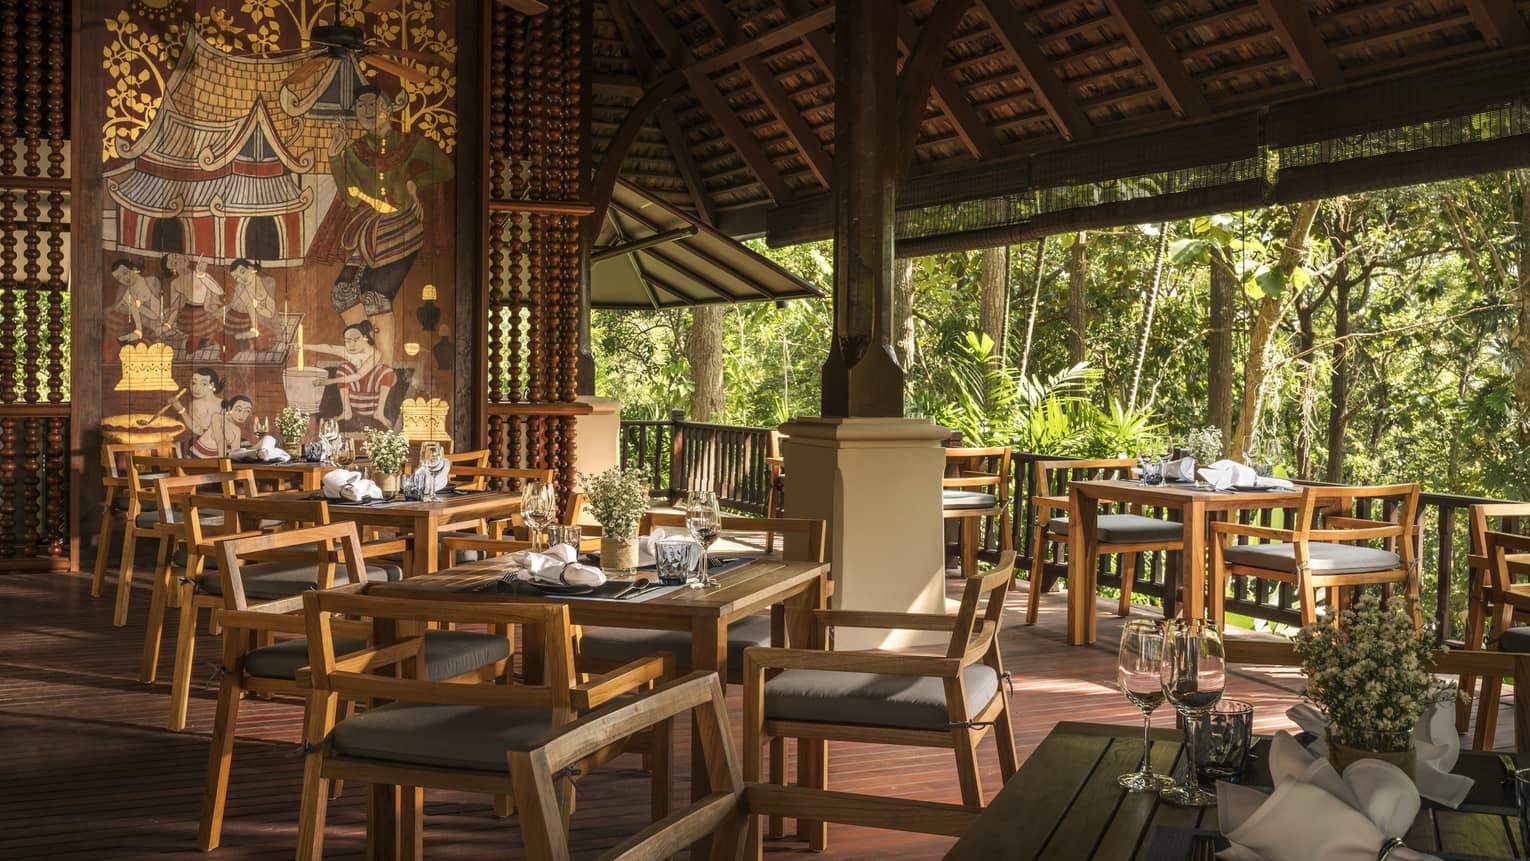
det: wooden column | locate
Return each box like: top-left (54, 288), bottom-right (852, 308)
top-left (822, 0), bottom-right (903, 417)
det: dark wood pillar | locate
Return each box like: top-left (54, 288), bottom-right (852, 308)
top-left (821, 0), bottom-right (903, 417)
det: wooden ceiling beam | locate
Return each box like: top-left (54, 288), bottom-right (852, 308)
top-left (1463, 0), bottom-right (1530, 48)
top-left (894, 4), bottom-right (1003, 161)
top-left (978, 0), bottom-right (1092, 141)
top-left (609, 0), bottom-right (718, 226)
top-left (626, 0), bottom-right (795, 203)
top-left (1102, 0), bottom-right (1209, 118)
top-left (1257, 0), bottom-right (1343, 88)
top-left (693, 0), bottom-right (832, 188)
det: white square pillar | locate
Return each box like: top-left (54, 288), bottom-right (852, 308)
top-left (573, 396), bottom-right (622, 523)
top-left (780, 416), bottom-right (951, 650)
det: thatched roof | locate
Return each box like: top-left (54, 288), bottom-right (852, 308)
top-left (593, 0), bottom-right (1530, 249)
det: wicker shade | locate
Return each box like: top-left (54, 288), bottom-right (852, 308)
top-left (592, 180), bottom-right (822, 310)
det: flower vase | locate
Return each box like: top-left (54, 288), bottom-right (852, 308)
top-left (282, 434), bottom-right (304, 452)
top-left (1327, 733), bottom-right (1416, 780)
top-left (377, 472), bottom-right (401, 497)
top-left (600, 535), bottom-right (640, 573)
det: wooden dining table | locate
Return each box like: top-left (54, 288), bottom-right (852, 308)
top-left (945, 721), bottom-right (1527, 860)
top-left (366, 553), bottom-right (831, 840)
top-left (264, 488), bottom-right (523, 577)
top-left (1066, 480), bottom-right (1304, 645)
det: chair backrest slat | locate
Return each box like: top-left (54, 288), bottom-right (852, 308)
top-left (945, 551), bottom-right (1016, 662)
top-left (214, 521), bottom-right (368, 612)
top-left (1033, 457), bottom-right (1133, 498)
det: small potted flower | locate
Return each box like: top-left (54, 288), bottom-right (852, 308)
top-left (363, 428), bottom-right (410, 495)
top-left (274, 405), bottom-right (308, 450)
top-left (582, 466), bottom-right (650, 572)
top-left (1294, 595), bottom-right (1449, 778)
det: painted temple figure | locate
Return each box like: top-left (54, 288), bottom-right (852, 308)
top-left (162, 253), bottom-right (224, 355)
top-left (305, 321), bottom-right (398, 429)
top-left (105, 259), bottom-right (166, 359)
top-left (173, 368), bottom-right (239, 456)
top-left (224, 259), bottom-right (281, 355)
top-left (309, 85), bottom-right (454, 365)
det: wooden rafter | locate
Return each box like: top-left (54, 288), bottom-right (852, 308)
top-left (608, 0), bottom-right (717, 226)
top-left (1464, 0), bottom-right (1530, 48)
top-left (626, 0), bottom-right (797, 203)
top-left (1103, 0), bottom-right (1209, 118)
top-left (693, 0), bottom-right (832, 188)
top-left (1257, 0), bottom-right (1343, 88)
top-left (893, 5), bottom-right (1002, 161)
top-left (978, 0), bottom-right (1093, 141)
top-left (896, 0), bottom-right (980, 177)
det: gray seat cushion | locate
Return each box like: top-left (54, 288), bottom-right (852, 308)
top-left (135, 509), bottom-right (224, 529)
top-left (243, 630), bottom-right (509, 681)
top-left (331, 701), bottom-right (553, 771)
top-left (115, 497), bottom-right (156, 512)
top-left (576, 614), bottom-right (773, 673)
top-left (764, 663), bottom-right (1001, 732)
top-left (943, 490), bottom-right (997, 510)
top-left (1047, 513), bottom-right (1183, 543)
top-left (195, 558), bottom-right (402, 599)
top-left (1498, 627), bottom-right (1530, 653)
top-left (1221, 541), bottom-right (1401, 574)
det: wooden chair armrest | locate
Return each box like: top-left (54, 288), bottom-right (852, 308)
top-left (1490, 534), bottom-right (1530, 554)
top-left (332, 637), bottom-right (426, 675)
top-left (195, 529), bottom-right (273, 553)
top-left (572, 654), bottom-right (672, 710)
top-left (812, 609), bottom-right (956, 632)
top-left (1209, 522), bottom-right (1294, 542)
top-left (440, 534), bottom-right (533, 555)
top-left (1324, 516), bottom-right (1391, 530)
top-left (743, 646), bottom-right (960, 678)
top-left (1033, 495), bottom-right (1070, 512)
top-left (1307, 527), bottom-right (1403, 542)
top-left (212, 606), bottom-right (309, 634)
top-left (360, 537), bottom-right (410, 557)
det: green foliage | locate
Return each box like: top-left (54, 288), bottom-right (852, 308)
top-left (580, 466), bottom-right (650, 539)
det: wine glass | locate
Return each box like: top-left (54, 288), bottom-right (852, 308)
top-left (330, 436), bottom-right (356, 470)
top-left (252, 417), bottom-right (270, 439)
top-left (686, 490), bottom-right (722, 587)
top-left (318, 418), bottom-right (340, 465)
top-left (1160, 619), bottom-right (1226, 806)
top-left (521, 480), bottom-right (556, 551)
top-left (417, 442), bottom-right (446, 502)
top-left (1117, 620), bottom-right (1176, 791)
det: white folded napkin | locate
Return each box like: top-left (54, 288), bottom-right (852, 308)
top-left (1217, 732), bottom-right (1439, 861)
top-left (1287, 700), bottom-right (1471, 808)
top-left (1164, 457), bottom-right (1197, 482)
top-left (233, 435), bottom-right (292, 464)
top-left (1195, 459), bottom-right (1296, 490)
top-left (508, 543), bottom-right (606, 587)
top-left (321, 468), bottom-right (383, 502)
top-left (635, 526), bottom-right (684, 568)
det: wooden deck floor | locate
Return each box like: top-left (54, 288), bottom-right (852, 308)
top-left (0, 568), bottom-right (1502, 859)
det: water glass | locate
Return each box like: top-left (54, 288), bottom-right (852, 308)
top-left (1160, 619), bottom-right (1226, 806)
top-left (1515, 767), bottom-right (1530, 860)
top-left (655, 536), bottom-right (700, 586)
top-left (1140, 457), bottom-right (1164, 486)
top-left (546, 525), bottom-right (582, 551)
top-left (1189, 699), bottom-right (1254, 784)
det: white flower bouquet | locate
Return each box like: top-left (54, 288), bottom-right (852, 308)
top-left (363, 428), bottom-right (411, 476)
top-left (581, 467), bottom-right (650, 540)
top-left (1186, 426), bottom-right (1224, 465)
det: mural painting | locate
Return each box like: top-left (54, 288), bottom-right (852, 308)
top-left (98, 0), bottom-right (459, 454)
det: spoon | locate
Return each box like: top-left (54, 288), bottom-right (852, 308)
top-left (612, 577), bottom-right (651, 600)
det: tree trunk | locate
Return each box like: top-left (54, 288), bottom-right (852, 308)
top-left (686, 304), bottom-right (725, 421)
top-left (893, 256), bottom-right (916, 370)
top-left (1017, 238), bottom-right (1046, 380)
top-left (1294, 302), bottom-right (1318, 479)
top-left (979, 244), bottom-right (1010, 367)
top-left (1323, 273), bottom-right (1352, 483)
top-left (1233, 200), bottom-right (1321, 457)
top-left (1516, 171), bottom-right (1530, 441)
top-left (1207, 245), bottom-right (1236, 448)
top-left (1067, 231), bottom-right (1089, 365)
top-left (1127, 224), bottom-right (1169, 413)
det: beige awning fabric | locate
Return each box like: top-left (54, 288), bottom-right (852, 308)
top-left (593, 179), bottom-right (823, 310)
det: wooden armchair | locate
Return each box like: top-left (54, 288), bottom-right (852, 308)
top-left (1457, 503), bottom-right (1530, 732)
top-left (91, 440), bottom-right (177, 600)
top-left (109, 453), bottom-right (230, 626)
top-left (1462, 525), bottom-right (1530, 749)
top-left (293, 591), bottom-right (670, 860)
top-left (198, 523), bottom-right (515, 851)
top-left (1209, 483), bottom-right (1421, 630)
top-left (1026, 458), bottom-right (1184, 628)
top-left (743, 552), bottom-right (1019, 852)
top-left (943, 446), bottom-right (1012, 578)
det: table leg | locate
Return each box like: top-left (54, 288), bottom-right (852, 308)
top-left (411, 517), bottom-right (437, 578)
top-left (1181, 500), bottom-right (1207, 624)
top-left (690, 616), bottom-right (728, 859)
top-left (1067, 487), bottom-right (1100, 645)
top-left (521, 622), bottom-right (545, 685)
top-left (367, 784), bottom-right (399, 861)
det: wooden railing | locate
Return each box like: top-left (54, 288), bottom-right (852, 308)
top-left (619, 411), bottom-right (772, 515)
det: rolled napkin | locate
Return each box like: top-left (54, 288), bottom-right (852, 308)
top-left (233, 435), bottom-right (292, 464)
top-left (635, 525), bottom-right (684, 568)
top-left (1163, 457), bottom-right (1197, 482)
top-left (1217, 732), bottom-right (1439, 861)
top-left (1286, 700), bottom-right (1471, 808)
top-left (508, 543), bottom-right (606, 587)
top-left (320, 468), bottom-right (383, 502)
